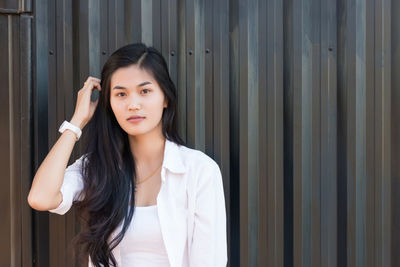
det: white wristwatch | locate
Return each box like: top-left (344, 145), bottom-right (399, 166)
top-left (58, 120), bottom-right (82, 141)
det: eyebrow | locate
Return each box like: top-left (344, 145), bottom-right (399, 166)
top-left (112, 81), bottom-right (152, 90)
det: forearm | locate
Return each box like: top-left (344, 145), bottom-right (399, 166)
top-left (28, 119), bottom-right (82, 210)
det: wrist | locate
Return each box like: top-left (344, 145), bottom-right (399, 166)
top-left (63, 129), bottom-right (79, 141)
top-left (59, 120), bottom-right (82, 141)
top-left (70, 117), bottom-right (85, 129)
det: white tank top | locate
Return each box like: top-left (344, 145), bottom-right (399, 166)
top-left (119, 204), bottom-right (170, 267)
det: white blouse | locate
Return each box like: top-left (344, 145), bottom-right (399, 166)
top-left (119, 204), bottom-right (171, 267)
top-left (49, 138), bottom-right (227, 267)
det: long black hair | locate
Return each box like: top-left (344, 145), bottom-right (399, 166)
top-left (73, 43), bottom-right (185, 266)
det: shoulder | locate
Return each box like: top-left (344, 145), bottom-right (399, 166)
top-left (177, 144), bottom-right (221, 176)
top-left (176, 145), bottom-right (225, 201)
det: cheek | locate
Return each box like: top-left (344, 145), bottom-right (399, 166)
top-left (110, 100), bottom-right (122, 119)
top-left (147, 104), bottom-right (163, 119)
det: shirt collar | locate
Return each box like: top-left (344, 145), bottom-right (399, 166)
top-left (161, 138), bottom-right (187, 178)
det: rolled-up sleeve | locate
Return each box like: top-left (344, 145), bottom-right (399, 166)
top-left (48, 155), bottom-right (85, 215)
top-left (189, 160), bottom-right (228, 266)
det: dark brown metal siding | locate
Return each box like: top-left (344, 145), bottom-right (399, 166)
top-left (1, 0), bottom-right (399, 266)
top-left (0, 1), bottom-right (33, 267)
top-left (391, 0), bottom-right (400, 266)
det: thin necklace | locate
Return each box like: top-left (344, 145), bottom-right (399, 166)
top-left (136, 164), bottom-right (162, 185)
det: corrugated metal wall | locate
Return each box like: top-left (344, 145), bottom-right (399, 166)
top-left (1, 0), bottom-right (399, 266)
top-left (0, 1), bottom-right (33, 267)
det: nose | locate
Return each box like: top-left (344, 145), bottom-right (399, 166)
top-left (128, 97), bottom-right (141, 111)
top-left (128, 103), bottom-right (140, 111)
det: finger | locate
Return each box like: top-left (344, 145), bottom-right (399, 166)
top-left (86, 77), bottom-right (101, 82)
top-left (83, 81), bottom-right (91, 87)
top-left (84, 77), bottom-right (101, 86)
top-left (84, 81), bottom-right (101, 91)
top-left (90, 81), bottom-right (102, 91)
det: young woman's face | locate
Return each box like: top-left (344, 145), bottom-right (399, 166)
top-left (110, 64), bottom-right (168, 137)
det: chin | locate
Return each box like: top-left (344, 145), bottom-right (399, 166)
top-left (120, 119), bottom-right (162, 137)
top-left (123, 127), bottom-right (147, 136)
top-left (122, 125), bottom-right (153, 137)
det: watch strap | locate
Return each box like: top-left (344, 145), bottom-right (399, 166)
top-left (58, 120), bottom-right (82, 140)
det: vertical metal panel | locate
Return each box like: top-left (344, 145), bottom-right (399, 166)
top-left (124, 0), bottom-right (142, 44)
top-left (210, 0), bottom-right (232, 265)
top-left (0, 0), bottom-right (32, 13)
top-left (204, 0), bottom-right (213, 156)
top-left (336, 0), bottom-right (348, 264)
top-left (283, 1), bottom-right (294, 266)
top-left (320, 0), bottom-right (338, 266)
top-left (237, 0), bottom-right (260, 266)
top-left (33, 0), bottom-right (50, 266)
top-left (48, 0), bottom-right (79, 266)
top-left (20, 14), bottom-right (33, 267)
top-left (107, 0), bottom-right (126, 51)
top-left (293, 0), bottom-right (322, 265)
top-left (160, 0), bottom-right (177, 82)
top-left (374, 1), bottom-right (392, 267)
top-left (152, 0), bottom-right (161, 48)
top-left (391, 1), bottom-right (400, 267)
top-left (0, 14), bottom-right (12, 267)
top-left (177, 0), bottom-right (187, 141)
top-left (188, 0), bottom-right (206, 149)
top-left (0, 10), bottom-right (33, 267)
top-left (142, 0), bottom-right (153, 46)
top-left (337, 0), bottom-right (376, 266)
top-left (228, 0), bottom-right (240, 265)
top-left (260, 0), bottom-right (285, 266)
top-left (246, 1), bottom-right (259, 266)
top-left (185, 0), bottom-right (196, 146)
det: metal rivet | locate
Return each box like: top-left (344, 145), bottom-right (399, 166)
top-left (328, 47), bottom-right (333, 51)
top-left (102, 51), bottom-right (107, 55)
top-left (188, 49), bottom-right (193, 55)
top-left (170, 50), bottom-right (175, 56)
top-left (206, 49), bottom-right (210, 53)
top-left (49, 50), bottom-right (54, 55)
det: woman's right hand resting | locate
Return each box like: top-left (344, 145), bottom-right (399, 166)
top-left (70, 76), bottom-right (102, 129)
top-left (27, 76), bottom-right (101, 211)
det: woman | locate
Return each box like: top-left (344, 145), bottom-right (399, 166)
top-left (28, 43), bottom-right (227, 267)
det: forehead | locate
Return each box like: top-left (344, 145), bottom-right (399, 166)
top-left (110, 64), bottom-right (156, 87)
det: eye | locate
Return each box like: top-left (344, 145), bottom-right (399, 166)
top-left (116, 92), bottom-right (126, 97)
top-left (141, 89), bottom-right (151, 94)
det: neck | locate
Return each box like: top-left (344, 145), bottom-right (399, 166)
top-left (128, 129), bottom-right (166, 168)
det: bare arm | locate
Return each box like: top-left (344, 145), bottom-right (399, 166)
top-left (27, 77), bottom-right (101, 211)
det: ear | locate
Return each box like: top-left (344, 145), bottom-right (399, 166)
top-left (163, 99), bottom-right (168, 108)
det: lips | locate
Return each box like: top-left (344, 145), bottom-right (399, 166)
top-left (127, 115), bottom-right (146, 124)
top-left (127, 115), bottom-right (145, 120)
